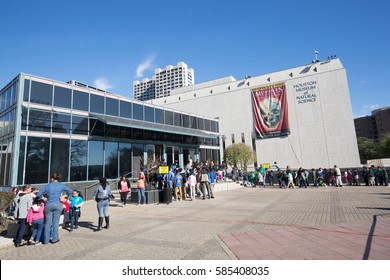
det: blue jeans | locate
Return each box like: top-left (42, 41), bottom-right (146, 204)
top-left (44, 203), bottom-right (63, 244)
top-left (97, 199), bottom-right (109, 217)
top-left (31, 218), bottom-right (44, 242)
top-left (15, 218), bottom-right (28, 246)
top-left (138, 188), bottom-right (146, 204)
top-left (69, 207), bottom-right (80, 229)
top-left (167, 180), bottom-right (173, 189)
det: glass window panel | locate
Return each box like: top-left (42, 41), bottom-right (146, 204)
top-left (0, 93), bottom-right (2, 112)
top-left (3, 112), bottom-right (10, 135)
top-left (190, 116), bottom-right (197, 129)
top-left (90, 94), bottom-right (104, 114)
top-left (5, 88), bottom-right (11, 109)
top-left (72, 116), bottom-right (89, 135)
top-left (204, 119), bottom-right (211, 131)
top-left (165, 110), bottom-right (174, 125)
top-left (28, 109), bottom-right (51, 132)
top-left (154, 108), bottom-right (164, 124)
top-left (174, 112), bottom-right (182, 127)
top-left (88, 141), bottom-right (103, 180)
top-left (0, 115), bottom-right (4, 137)
top-left (12, 82), bottom-right (17, 105)
top-left (73, 90), bottom-right (89, 111)
top-left (105, 142), bottom-right (118, 179)
top-left (131, 128), bottom-right (143, 140)
top-left (25, 137), bottom-right (50, 184)
top-left (4, 139), bottom-right (13, 185)
top-left (182, 114), bottom-right (190, 128)
top-left (23, 79), bottom-right (30, 102)
top-left (0, 140), bottom-right (5, 185)
top-left (50, 138), bottom-right (70, 182)
top-left (210, 121), bottom-right (216, 132)
top-left (52, 112), bottom-right (71, 133)
top-left (53, 86), bottom-right (72, 108)
top-left (133, 103), bottom-right (143, 120)
top-left (70, 140), bottom-right (87, 181)
top-left (90, 119), bottom-right (105, 137)
top-left (106, 125), bottom-right (119, 138)
top-left (17, 136), bottom-right (26, 185)
top-left (1, 90), bottom-right (7, 112)
top-left (120, 127), bottom-right (131, 138)
top-left (197, 118), bottom-right (205, 130)
top-left (119, 143), bottom-right (131, 177)
top-left (9, 110), bottom-right (15, 133)
top-left (120, 100), bottom-right (131, 118)
top-left (30, 81), bottom-right (53, 105)
top-left (106, 97), bottom-right (118, 116)
top-left (132, 144), bottom-right (143, 175)
top-left (144, 106), bottom-right (154, 122)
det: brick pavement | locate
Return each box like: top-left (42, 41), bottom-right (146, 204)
top-left (0, 184), bottom-right (389, 260)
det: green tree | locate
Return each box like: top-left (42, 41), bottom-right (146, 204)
top-left (357, 137), bottom-right (380, 164)
top-left (224, 143), bottom-right (255, 171)
top-left (379, 133), bottom-right (390, 158)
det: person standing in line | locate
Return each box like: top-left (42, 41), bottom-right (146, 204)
top-left (118, 176), bottom-right (131, 208)
top-left (26, 197), bottom-right (45, 245)
top-left (93, 177), bottom-right (112, 231)
top-left (200, 167), bottom-right (211, 199)
top-left (37, 173), bottom-right (72, 245)
top-left (137, 172), bottom-right (146, 205)
top-left (334, 165), bottom-right (343, 187)
top-left (174, 168), bottom-right (183, 201)
top-left (69, 189), bottom-right (84, 232)
top-left (14, 185), bottom-right (33, 247)
top-left (209, 168), bottom-right (215, 198)
top-left (188, 170), bottom-right (197, 201)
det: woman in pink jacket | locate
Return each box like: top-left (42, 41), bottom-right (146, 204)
top-left (26, 197), bottom-right (45, 245)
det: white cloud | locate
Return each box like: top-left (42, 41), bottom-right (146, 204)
top-left (93, 78), bottom-right (113, 91)
top-left (135, 54), bottom-right (156, 78)
top-left (361, 104), bottom-right (380, 115)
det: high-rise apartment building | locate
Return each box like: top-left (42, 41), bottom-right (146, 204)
top-left (133, 62), bottom-right (194, 101)
top-left (354, 106), bottom-right (390, 140)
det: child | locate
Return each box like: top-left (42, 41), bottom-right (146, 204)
top-left (26, 197), bottom-right (45, 245)
top-left (69, 189), bottom-right (84, 231)
top-left (187, 170), bottom-right (197, 201)
top-left (60, 194), bottom-right (70, 229)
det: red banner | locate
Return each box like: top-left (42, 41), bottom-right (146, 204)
top-left (251, 82), bottom-right (290, 138)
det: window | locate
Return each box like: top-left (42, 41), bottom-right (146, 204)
top-left (51, 138), bottom-right (70, 181)
top-left (90, 94), bottom-right (104, 114)
top-left (70, 140), bottom-right (87, 181)
top-left (72, 116), bottom-right (89, 135)
top-left (144, 106), bottom-right (154, 123)
top-left (174, 112), bottom-right (182, 127)
top-left (23, 79), bottom-right (30, 102)
top-left (106, 97), bottom-right (118, 116)
top-left (25, 137), bottom-right (50, 184)
top-left (133, 103), bottom-right (143, 120)
top-left (204, 119), bottom-right (211, 131)
top-left (73, 90), bottom-right (89, 111)
top-left (182, 114), bottom-right (190, 128)
top-left (241, 133), bottom-right (245, 143)
top-left (30, 81), bottom-right (53, 105)
top-left (105, 142), bottom-right (118, 179)
top-left (155, 108), bottom-right (164, 124)
top-left (165, 110), bottom-right (174, 125)
top-left (120, 100), bottom-right (132, 118)
top-left (88, 141), bottom-right (103, 180)
top-left (119, 143), bottom-right (131, 176)
top-left (52, 113), bottom-right (71, 133)
top-left (54, 86), bottom-right (71, 108)
top-left (231, 134), bottom-right (235, 144)
top-left (28, 109), bottom-right (51, 132)
top-left (197, 118), bottom-right (205, 130)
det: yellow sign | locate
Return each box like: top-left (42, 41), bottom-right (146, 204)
top-left (158, 166), bottom-right (169, 174)
top-left (263, 163), bottom-right (270, 169)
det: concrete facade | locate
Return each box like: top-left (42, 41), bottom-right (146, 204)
top-left (150, 59), bottom-right (361, 169)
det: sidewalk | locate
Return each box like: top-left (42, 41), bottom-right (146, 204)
top-left (1, 183), bottom-right (389, 260)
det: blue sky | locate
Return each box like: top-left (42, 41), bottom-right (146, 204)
top-left (1, 0), bottom-right (389, 117)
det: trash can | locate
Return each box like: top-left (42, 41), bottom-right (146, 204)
top-left (160, 188), bottom-right (172, 204)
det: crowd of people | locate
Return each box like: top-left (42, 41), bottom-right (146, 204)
top-left (240, 164), bottom-right (389, 188)
top-left (6, 162), bottom-right (389, 248)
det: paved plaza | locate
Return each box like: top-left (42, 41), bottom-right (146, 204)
top-left (1, 183), bottom-right (390, 260)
